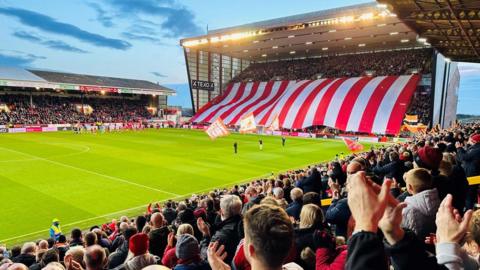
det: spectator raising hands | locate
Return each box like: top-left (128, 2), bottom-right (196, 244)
top-left (347, 172), bottom-right (392, 233)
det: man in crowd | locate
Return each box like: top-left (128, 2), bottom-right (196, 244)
top-left (286, 188), bottom-right (303, 220)
top-left (198, 195), bottom-right (243, 263)
top-left (457, 134), bottom-right (480, 209)
top-left (207, 204), bottom-right (297, 270)
top-left (85, 245), bottom-right (107, 270)
top-left (401, 168), bottom-right (440, 240)
top-left (64, 246), bottom-right (85, 270)
top-left (148, 213), bottom-right (169, 258)
top-left (12, 242), bottom-right (36, 267)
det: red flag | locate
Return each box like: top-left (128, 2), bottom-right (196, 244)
top-left (342, 137), bottom-right (364, 152)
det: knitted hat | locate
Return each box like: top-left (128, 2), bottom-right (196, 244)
top-left (415, 146), bottom-right (442, 171)
top-left (193, 208), bottom-right (207, 219)
top-left (129, 233), bottom-right (149, 256)
top-left (175, 234), bottom-right (199, 260)
top-left (471, 134), bottom-right (480, 144)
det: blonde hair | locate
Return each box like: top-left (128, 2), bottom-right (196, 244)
top-left (260, 196), bottom-right (280, 207)
top-left (405, 168), bottom-right (433, 193)
top-left (299, 204), bottom-right (324, 229)
top-left (177, 223), bottom-right (194, 236)
top-left (470, 210), bottom-right (480, 246)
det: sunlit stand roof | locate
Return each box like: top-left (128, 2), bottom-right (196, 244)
top-left (180, 2), bottom-right (429, 61)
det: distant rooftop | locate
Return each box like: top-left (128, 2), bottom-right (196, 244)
top-left (0, 66), bottom-right (46, 82)
top-left (29, 69), bottom-right (173, 92)
top-left (0, 67), bottom-right (175, 96)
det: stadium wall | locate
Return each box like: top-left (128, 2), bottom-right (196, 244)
top-left (432, 52), bottom-right (459, 128)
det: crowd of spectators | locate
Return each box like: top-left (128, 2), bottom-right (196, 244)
top-left (1, 121), bottom-right (479, 270)
top-left (231, 49), bottom-right (432, 82)
top-left (0, 94), bottom-right (151, 125)
top-left (405, 87), bottom-right (432, 125)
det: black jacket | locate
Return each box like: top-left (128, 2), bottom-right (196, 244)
top-left (148, 226), bottom-right (170, 258)
top-left (373, 160), bottom-right (406, 186)
top-left (13, 254), bottom-right (36, 267)
top-left (200, 215), bottom-right (242, 263)
top-left (346, 232), bottom-right (388, 270)
top-left (297, 169), bottom-right (322, 194)
top-left (457, 144), bottom-right (480, 177)
top-left (325, 198), bottom-right (350, 237)
top-left (385, 230), bottom-right (448, 270)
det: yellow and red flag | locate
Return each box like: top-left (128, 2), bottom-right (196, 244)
top-left (206, 118), bottom-right (230, 139)
top-left (239, 113), bottom-right (257, 134)
top-left (266, 113), bottom-right (279, 132)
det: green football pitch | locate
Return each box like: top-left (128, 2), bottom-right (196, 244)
top-left (0, 128), bottom-right (358, 246)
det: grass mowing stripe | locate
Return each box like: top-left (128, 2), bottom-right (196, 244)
top-left (0, 146), bottom-right (180, 197)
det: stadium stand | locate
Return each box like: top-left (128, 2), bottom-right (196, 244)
top-left (0, 121), bottom-right (479, 270)
top-left (0, 68), bottom-right (175, 126)
top-left (0, 94), bottom-right (151, 125)
top-left (191, 48), bottom-right (433, 134)
top-left (230, 49), bottom-right (432, 82)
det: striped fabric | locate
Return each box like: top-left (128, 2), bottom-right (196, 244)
top-left (191, 75), bottom-right (420, 135)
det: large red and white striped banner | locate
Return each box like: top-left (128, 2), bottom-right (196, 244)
top-left (191, 75), bottom-right (420, 135)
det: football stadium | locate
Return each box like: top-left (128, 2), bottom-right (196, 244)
top-left (1, 1), bottom-right (480, 270)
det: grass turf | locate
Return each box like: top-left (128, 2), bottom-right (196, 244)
top-left (0, 128), bottom-right (362, 246)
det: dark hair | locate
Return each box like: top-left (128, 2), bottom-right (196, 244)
top-left (124, 227), bottom-right (138, 240)
top-left (135, 216), bottom-right (147, 232)
top-left (47, 238), bottom-right (55, 248)
top-left (71, 228), bottom-right (82, 240)
top-left (58, 235), bottom-right (67, 243)
top-left (84, 232), bottom-right (97, 247)
top-left (41, 249), bottom-right (59, 267)
top-left (11, 246), bottom-right (21, 258)
top-left (303, 192), bottom-right (321, 207)
top-left (244, 205), bottom-right (293, 268)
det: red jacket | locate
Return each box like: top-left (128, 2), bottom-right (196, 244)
top-left (316, 245), bottom-right (347, 270)
top-left (162, 246), bottom-right (178, 268)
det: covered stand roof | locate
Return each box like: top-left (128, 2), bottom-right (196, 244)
top-left (180, 2), bottom-right (428, 61)
top-left (0, 67), bottom-right (175, 96)
top-left (378, 0), bottom-right (480, 63)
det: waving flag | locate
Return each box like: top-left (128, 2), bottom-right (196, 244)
top-left (342, 137), bottom-right (364, 152)
top-left (239, 112), bottom-right (257, 134)
top-left (266, 113), bottom-right (280, 131)
top-left (206, 118), bottom-right (229, 139)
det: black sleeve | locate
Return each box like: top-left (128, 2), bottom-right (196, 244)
top-left (384, 230), bottom-right (448, 270)
top-left (346, 231), bottom-right (388, 270)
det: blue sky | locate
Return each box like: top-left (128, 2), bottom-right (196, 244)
top-left (0, 0), bottom-right (478, 114)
